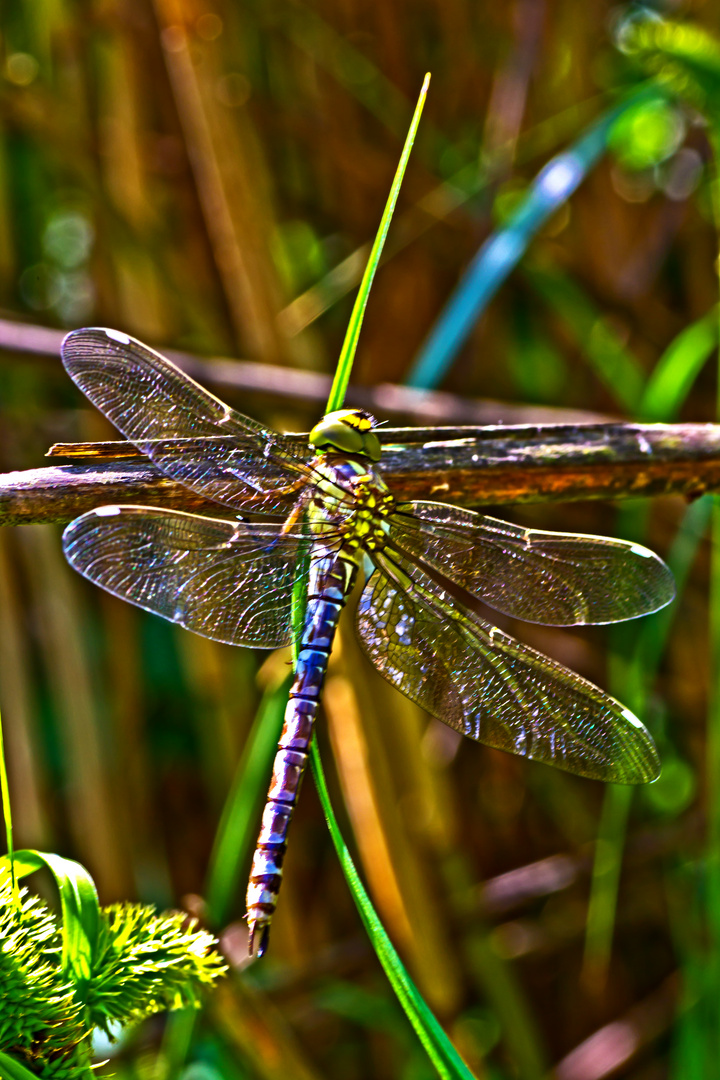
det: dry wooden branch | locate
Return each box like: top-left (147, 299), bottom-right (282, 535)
top-left (0, 315), bottom-right (605, 426)
top-left (2, 421), bottom-right (717, 527)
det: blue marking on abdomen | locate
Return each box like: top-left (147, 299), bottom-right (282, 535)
top-left (246, 550), bottom-right (357, 957)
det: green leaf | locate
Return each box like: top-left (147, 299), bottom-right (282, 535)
top-left (0, 1049), bottom-right (59, 1080)
top-left (1, 850), bottom-right (99, 986)
top-left (86, 903), bottom-right (226, 1030)
top-left (309, 741), bottom-right (475, 1080)
top-left (325, 74), bottom-right (430, 414)
top-left (639, 307), bottom-right (717, 421)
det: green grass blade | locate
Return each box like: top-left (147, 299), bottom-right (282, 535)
top-left (639, 306), bottom-right (718, 421)
top-left (290, 538), bottom-right (312, 664)
top-left (582, 783), bottom-right (633, 990)
top-left (1, 849), bottom-right (100, 985)
top-left (310, 73), bottom-right (475, 1079)
top-left (0, 1050), bottom-right (69, 1080)
top-left (205, 675), bottom-right (291, 928)
top-left (325, 74), bottom-right (430, 414)
top-left (155, 1008), bottom-right (198, 1080)
top-left (0, 700), bottom-right (18, 908)
top-left (309, 739), bottom-right (476, 1080)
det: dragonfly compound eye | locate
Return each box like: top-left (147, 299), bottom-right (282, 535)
top-left (309, 409), bottom-right (382, 461)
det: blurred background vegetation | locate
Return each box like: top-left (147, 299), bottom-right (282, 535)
top-left (1, 1), bottom-right (720, 1077)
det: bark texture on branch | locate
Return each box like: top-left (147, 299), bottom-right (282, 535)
top-left (379, 421), bottom-right (720, 504)
top-left (1, 421), bottom-right (717, 526)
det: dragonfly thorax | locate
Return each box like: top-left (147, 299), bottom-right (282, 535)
top-left (306, 455), bottom-right (394, 553)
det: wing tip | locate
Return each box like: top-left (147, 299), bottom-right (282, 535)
top-left (642, 551), bottom-right (676, 614)
top-left (605, 727), bottom-right (661, 785)
top-left (637, 547), bottom-right (676, 613)
top-left (61, 326), bottom-right (136, 368)
top-left (611, 758), bottom-right (661, 786)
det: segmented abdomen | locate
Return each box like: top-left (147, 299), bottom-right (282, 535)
top-left (246, 547), bottom-right (357, 956)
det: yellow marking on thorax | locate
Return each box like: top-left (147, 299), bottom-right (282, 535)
top-left (303, 455), bottom-right (396, 552)
top-left (341, 480), bottom-right (395, 552)
top-left (345, 414), bottom-right (373, 431)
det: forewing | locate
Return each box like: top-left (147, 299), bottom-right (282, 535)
top-left (61, 328), bottom-right (314, 515)
top-left (389, 501), bottom-right (675, 625)
top-left (63, 505), bottom-right (307, 647)
top-left (356, 549), bottom-right (659, 783)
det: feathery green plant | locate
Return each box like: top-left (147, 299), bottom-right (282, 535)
top-left (0, 859), bottom-right (226, 1079)
top-left (83, 902), bottom-right (226, 1030)
top-left (0, 737), bottom-right (226, 1080)
top-left (0, 871), bottom-right (85, 1080)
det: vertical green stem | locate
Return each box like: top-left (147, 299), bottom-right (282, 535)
top-left (581, 783), bottom-right (632, 991)
top-left (325, 73), bottom-right (430, 413)
top-left (708, 498), bottom-right (720, 1069)
top-left (155, 1009), bottom-right (197, 1080)
top-left (0, 702), bottom-right (18, 907)
top-left (706, 122), bottom-right (720, 1071)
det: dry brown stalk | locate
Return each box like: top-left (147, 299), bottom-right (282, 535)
top-left (1, 421), bottom-right (717, 527)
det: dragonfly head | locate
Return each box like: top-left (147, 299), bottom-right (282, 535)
top-left (309, 409), bottom-right (382, 461)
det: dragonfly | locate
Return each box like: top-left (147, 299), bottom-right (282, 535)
top-left (60, 327), bottom-right (675, 956)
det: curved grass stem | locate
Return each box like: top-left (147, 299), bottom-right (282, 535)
top-left (309, 738), bottom-right (475, 1080)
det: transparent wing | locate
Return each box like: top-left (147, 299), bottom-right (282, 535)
top-left (357, 548), bottom-right (659, 783)
top-left (63, 505), bottom-right (310, 647)
top-left (389, 501), bottom-right (675, 626)
top-left (61, 328), bottom-right (315, 515)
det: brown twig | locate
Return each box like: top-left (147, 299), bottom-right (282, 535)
top-left (1, 421), bottom-right (718, 527)
top-left (0, 315), bottom-right (608, 426)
